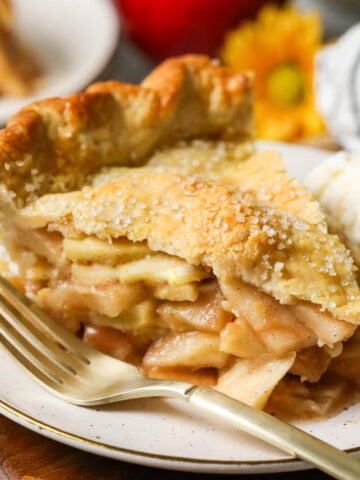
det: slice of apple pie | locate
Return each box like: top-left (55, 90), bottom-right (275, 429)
top-left (0, 55), bottom-right (359, 414)
top-left (0, 0), bottom-right (41, 97)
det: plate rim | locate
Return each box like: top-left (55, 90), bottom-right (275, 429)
top-left (0, 400), bottom-right (360, 466)
top-left (0, 399), bottom-right (303, 468)
top-left (1, 141), bottom-right (359, 474)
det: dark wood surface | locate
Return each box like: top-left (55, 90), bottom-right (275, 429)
top-left (0, 414), bottom-right (334, 480)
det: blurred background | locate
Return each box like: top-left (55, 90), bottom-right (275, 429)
top-left (110, 0), bottom-right (360, 81)
top-left (1, 0), bottom-right (360, 146)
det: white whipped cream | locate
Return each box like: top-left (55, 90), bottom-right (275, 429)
top-left (306, 151), bottom-right (360, 243)
top-left (316, 24), bottom-right (360, 152)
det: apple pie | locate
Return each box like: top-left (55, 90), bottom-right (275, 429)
top-left (0, 0), bottom-right (40, 97)
top-left (0, 55), bottom-right (360, 415)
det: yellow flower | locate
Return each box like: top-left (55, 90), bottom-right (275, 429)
top-left (220, 4), bottom-right (325, 141)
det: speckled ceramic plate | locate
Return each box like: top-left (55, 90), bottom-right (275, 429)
top-left (1, 142), bottom-right (359, 474)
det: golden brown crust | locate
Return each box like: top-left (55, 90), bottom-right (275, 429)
top-left (221, 150), bottom-right (326, 224)
top-left (147, 144), bottom-right (324, 224)
top-left (0, 55), bottom-right (253, 206)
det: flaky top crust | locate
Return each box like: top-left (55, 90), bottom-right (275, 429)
top-left (0, 55), bottom-right (253, 207)
top-left (146, 144), bottom-right (325, 225)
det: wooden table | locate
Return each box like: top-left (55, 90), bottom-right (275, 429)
top-left (0, 414), bottom-right (335, 480)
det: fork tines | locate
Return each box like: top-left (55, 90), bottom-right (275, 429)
top-left (0, 275), bottom-right (89, 386)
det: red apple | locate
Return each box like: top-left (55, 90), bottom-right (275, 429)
top-left (115, 0), bottom-right (282, 61)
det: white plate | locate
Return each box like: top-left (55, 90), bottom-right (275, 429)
top-left (0, 0), bottom-right (119, 125)
top-left (1, 142), bottom-right (359, 475)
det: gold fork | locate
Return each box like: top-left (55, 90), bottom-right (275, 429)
top-left (0, 276), bottom-right (359, 479)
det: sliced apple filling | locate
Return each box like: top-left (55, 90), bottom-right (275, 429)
top-left (2, 230), bottom-right (356, 410)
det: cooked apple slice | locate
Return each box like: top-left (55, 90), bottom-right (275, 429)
top-left (71, 263), bottom-right (118, 285)
top-left (291, 303), bottom-right (356, 348)
top-left (117, 254), bottom-right (211, 286)
top-left (142, 331), bottom-right (229, 369)
top-left (157, 284), bottom-right (232, 332)
top-left (220, 317), bottom-right (266, 358)
top-left (38, 282), bottom-right (146, 318)
top-left (90, 300), bottom-right (160, 339)
top-left (84, 324), bottom-right (135, 361)
top-left (153, 282), bottom-right (199, 301)
top-left (220, 277), bottom-right (317, 356)
top-left (64, 236), bottom-right (152, 265)
top-left (216, 352), bottom-right (296, 409)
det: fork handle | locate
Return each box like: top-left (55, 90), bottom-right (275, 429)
top-left (185, 386), bottom-right (360, 480)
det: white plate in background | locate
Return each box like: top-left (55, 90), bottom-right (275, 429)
top-left (0, 0), bottom-right (119, 125)
top-left (1, 143), bottom-right (359, 475)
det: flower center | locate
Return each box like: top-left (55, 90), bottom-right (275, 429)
top-left (266, 63), bottom-right (305, 106)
